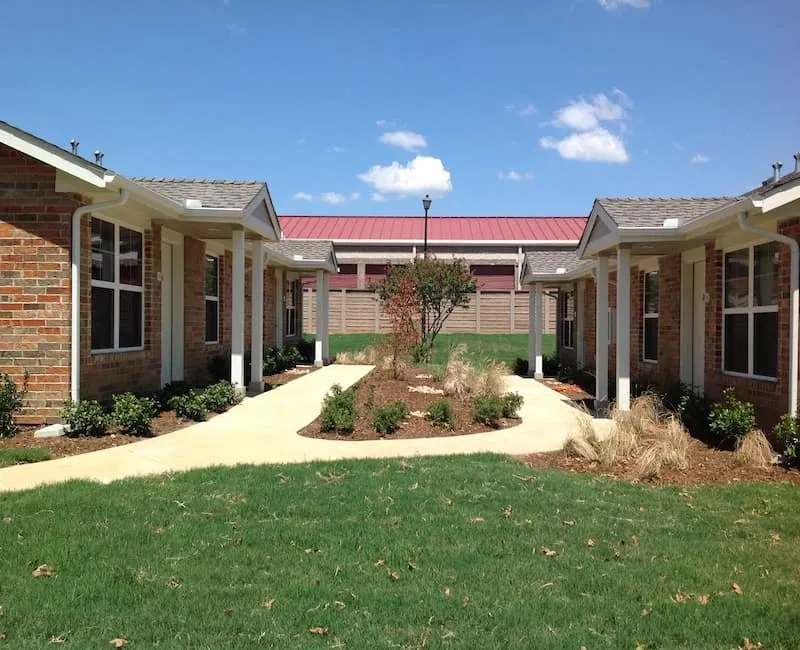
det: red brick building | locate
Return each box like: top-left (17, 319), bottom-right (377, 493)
top-left (522, 165), bottom-right (800, 429)
top-left (0, 121), bottom-right (337, 425)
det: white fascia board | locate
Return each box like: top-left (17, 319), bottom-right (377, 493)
top-left (577, 202), bottom-right (618, 258)
top-left (313, 239), bottom-right (580, 246)
top-left (760, 182), bottom-right (800, 213)
top-left (521, 263), bottom-right (594, 284)
top-left (244, 185), bottom-right (284, 240)
top-left (0, 125), bottom-right (108, 188)
top-left (581, 231), bottom-right (619, 257)
top-left (679, 198), bottom-right (752, 237)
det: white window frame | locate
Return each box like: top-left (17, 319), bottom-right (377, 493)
top-left (722, 240), bottom-right (779, 381)
top-left (205, 254), bottom-right (220, 345)
top-left (90, 216), bottom-right (145, 354)
top-left (642, 271), bottom-right (659, 363)
top-left (561, 289), bottom-right (575, 350)
top-left (285, 279), bottom-right (298, 338)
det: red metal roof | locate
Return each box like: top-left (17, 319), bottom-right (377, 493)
top-left (280, 215), bottom-right (586, 242)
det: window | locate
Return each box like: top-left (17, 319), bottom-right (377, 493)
top-left (90, 218), bottom-right (144, 352)
top-left (723, 242), bottom-right (779, 378)
top-left (643, 271), bottom-right (659, 362)
top-left (285, 280), bottom-right (299, 337)
top-left (205, 255), bottom-right (219, 344)
top-left (561, 289), bottom-right (575, 349)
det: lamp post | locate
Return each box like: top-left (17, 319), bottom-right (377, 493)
top-left (422, 194), bottom-right (432, 258)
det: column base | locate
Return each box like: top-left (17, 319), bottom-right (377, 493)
top-left (246, 381), bottom-right (265, 396)
top-left (534, 372), bottom-right (544, 380)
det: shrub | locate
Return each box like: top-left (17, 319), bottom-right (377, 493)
top-left (297, 338), bottom-right (315, 364)
top-left (513, 357), bottom-right (529, 377)
top-left (320, 384), bottom-right (356, 433)
top-left (365, 385), bottom-right (376, 412)
top-left (0, 372), bottom-right (27, 438)
top-left (372, 400), bottom-right (409, 435)
top-left (664, 382), bottom-right (711, 437)
top-left (542, 354), bottom-right (560, 377)
top-left (501, 392), bottom-right (523, 418)
top-left (472, 394), bottom-right (505, 427)
top-left (62, 400), bottom-right (108, 437)
top-left (774, 414), bottom-right (800, 464)
top-left (208, 354), bottom-right (229, 382)
top-left (734, 429), bottom-right (774, 469)
top-left (112, 393), bottom-right (158, 435)
top-left (277, 346), bottom-right (302, 371)
top-left (168, 391), bottom-right (208, 422)
top-left (202, 380), bottom-right (241, 413)
top-left (426, 400), bottom-right (455, 429)
top-left (708, 388), bottom-right (755, 443)
top-left (155, 381), bottom-right (193, 411)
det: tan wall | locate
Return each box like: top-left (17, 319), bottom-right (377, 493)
top-left (304, 288), bottom-right (556, 335)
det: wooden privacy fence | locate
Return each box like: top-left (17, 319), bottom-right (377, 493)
top-left (303, 288), bottom-right (556, 335)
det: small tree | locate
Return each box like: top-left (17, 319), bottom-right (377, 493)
top-left (382, 274), bottom-right (420, 377)
top-left (375, 258), bottom-right (476, 362)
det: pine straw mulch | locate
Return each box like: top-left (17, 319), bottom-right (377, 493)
top-left (521, 437), bottom-right (800, 487)
top-left (300, 368), bottom-right (518, 441)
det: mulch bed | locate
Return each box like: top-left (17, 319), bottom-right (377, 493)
top-left (300, 368), bottom-right (517, 441)
top-left (539, 378), bottom-right (593, 402)
top-left (522, 437), bottom-right (800, 486)
top-left (264, 365), bottom-right (317, 388)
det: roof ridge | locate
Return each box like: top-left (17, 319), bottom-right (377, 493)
top-left (131, 177), bottom-right (263, 185)
top-left (599, 196), bottom-right (736, 202)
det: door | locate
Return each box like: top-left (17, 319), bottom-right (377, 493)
top-left (161, 242), bottom-right (174, 386)
top-left (691, 260), bottom-right (705, 392)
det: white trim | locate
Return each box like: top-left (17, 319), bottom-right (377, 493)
top-left (285, 279), bottom-right (299, 338)
top-left (204, 253), bottom-right (220, 345)
top-left (89, 216), bottom-right (145, 354)
top-left (642, 270), bottom-right (659, 363)
top-left (250, 242), bottom-right (265, 389)
top-left (230, 231), bottom-right (246, 388)
top-left (595, 257), bottom-right (609, 405)
top-left (616, 248), bottom-right (632, 411)
top-left (274, 267), bottom-right (285, 348)
top-left (681, 245), bottom-right (706, 264)
top-left (560, 287), bottom-right (575, 350)
top-left (576, 280), bottom-right (585, 368)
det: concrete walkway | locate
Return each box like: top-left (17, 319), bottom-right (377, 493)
top-left (0, 365), bottom-right (607, 493)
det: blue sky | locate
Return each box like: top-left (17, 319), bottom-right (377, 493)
top-left (1, 0), bottom-right (798, 216)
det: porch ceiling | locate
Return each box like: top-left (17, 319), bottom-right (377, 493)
top-left (151, 218), bottom-right (267, 241)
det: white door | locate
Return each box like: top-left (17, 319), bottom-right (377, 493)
top-left (691, 260), bottom-right (705, 392)
top-left (161, 242), bottom-right (173, 387)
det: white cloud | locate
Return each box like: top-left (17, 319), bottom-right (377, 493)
top-left (376, 119), bottom-right (397, 129)
top-left (293, 192), bottom-right (313, 201)
top-left (327, 145), bottom-right (345, 153)
top-left (551, 91), bottom-right (629, 131)
top-left (358, 156), bottom-right (453, 197)
top-left (320, 192), bottom-right (347, 205)
top-left (498, 170), bottom-right (535, 181)
top-left (540, 129), bottom-right (629, 163)
top-left (371, 192), bottom-right (386, 202)
top-left (691, 154), bottom-right (711, 164)
top-left (598, 0), bottom-right (650, 9)
top-left (379, 130), bottom-right (427, 152)
top-left (226, 23), bottom-right (246, 34)
top-left (506, 103), bottom-right (537, 117)
top-left (349, 192), bottom-right (361, 200)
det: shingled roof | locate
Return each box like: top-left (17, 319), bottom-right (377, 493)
top-left (132, 178), bottom-right (264, 209)
top-left (521, 249), bottom-right (589, 283)
top-left (596, 198), bottom-right (736, 228)
top-left (262, 239), bottom-right (337, 271)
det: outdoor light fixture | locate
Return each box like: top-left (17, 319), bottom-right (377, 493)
top-left (422, 194), bottom-right (432, 257)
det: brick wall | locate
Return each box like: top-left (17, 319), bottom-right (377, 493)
top-left (0, 144), bottom-right (81, 424)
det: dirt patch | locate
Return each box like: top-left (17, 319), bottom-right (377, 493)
top-left (300, 368), bottom-right (517, 441)
top-left (522, 437), bottom-right (800, 486)
top-left (265, 365), bottom-right (317, 388)
top-left (0, 410), bottom-right (202, 460)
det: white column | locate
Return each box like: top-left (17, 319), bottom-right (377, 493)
top-left (230, 230), bottom-right (246, 390)
top-left (527, 287), bottom-right (536, 376)
top-left (249, 241), bottom-right (264, 391)
top-left (616, 247), bottom-right (631, 411)
top-left (595, 257), bottom-right (609, 408)
top-left (274, 267), bottom-right (284, 349)
top-left (576, 280), bottom-right (585, 369)
top-left (315, 269), bottom-right (325, 367)
top-left (534, 282), bottom-right (544, 379)
top-left (321, 272), bottom-right (330, 362)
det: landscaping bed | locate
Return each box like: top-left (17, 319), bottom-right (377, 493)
top-left (264, 364), bottom-right (316, 388)
top-left (300, 368), bottom-right (519, 441)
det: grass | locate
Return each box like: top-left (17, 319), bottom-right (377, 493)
top-left (313, 333), bottom-right (555, 368)
top-left (0, 448), bottom-right (51, 468)
top-left (1, 455), bottom-right (799, 648)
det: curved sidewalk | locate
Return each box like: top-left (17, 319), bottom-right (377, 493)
top-left (0, 366), bottom-right (605, 492)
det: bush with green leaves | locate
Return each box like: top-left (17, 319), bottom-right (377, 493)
top-left (501, 392), bottom-right (524, 418)
top-left (708, 388), bottom-right (755, 443)
top-left (62, 400), bottom-right (108, 437)
top-left (774, 414), bottom-right (800, 465)
top-left (365, 385), bottom-right (376, 412)
top-left (0, 372), bottom-right (27, 438)
top-left (263, 345), bottom-right (304, 376)
top-left (202, 380), bottom-right (241, 413)
top-left (169, 391), bottom-right (208, 422)
top-left (372, 400), bottom-right (409, 435)
top-left (664, 382), bottom-right (711, 437)
top-left (320, 384), bottom-right (356, 433)
top-left (472, 394), bottom-right (505, 427)
top-left (426, 399), bottom-right (455, 429)
top-left (155, 381), bottom-right (193, 411)
top-left (112, 393), bottom-right (158, 435)
top-left (296, 338), bottom-right (315, 364)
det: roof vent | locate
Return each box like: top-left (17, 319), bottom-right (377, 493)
top-left (184, 199), bottom-right (203, 209)
top-left (556, 267), bottom-right (567, 274)
top-left (293, 254), bottom-right (305, 261)
top-left (94, 150), bottom-right (104, 165)
top-left (795, 152), bottom-right (800, 174)
top-left (772, 161), bottom-right (783, 182)
top-left (69, 138), bottom-right (79, 155)
top-left (663, 217), bottom-right (679, 228)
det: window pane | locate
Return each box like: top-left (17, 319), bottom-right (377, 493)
top-left (91, 218), bottom-right (115, 282)
top-left (91, 286), bottom-right (114, 350)
top-left (644, 318), bottom-right (658, 361)
top-left (724, 313), bottom-right (749, 373)
top-left (644, 272), bottom-right (659, 314)
top-left (754, 242), bottom-right (779, 306)
top-left (119, 227), bottom-right (143, 287)
top-left (566, 291), bottom-right (575, 320)
top-left (205, 300), bottom-right (219, 343)
top-left (724, 248), bottom-right (750, 308)
top-left (119, 290), bottom-right (143, 348)
top-left (205, 256), bottom-right (218, 297)
top-left (753, 312), bottom-right (778, 377)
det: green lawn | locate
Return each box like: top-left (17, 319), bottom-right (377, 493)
top-left (317, 333), bottom-right (555, 367)
top-left (1, 455), bottom-right (798, 648)
top-left (0, 448), bottom-right (50, 469)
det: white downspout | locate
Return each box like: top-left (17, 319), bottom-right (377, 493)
top-left (70, 189), bottom-right (129, 402)
top-left (737, 211), bottom-right (799, 416)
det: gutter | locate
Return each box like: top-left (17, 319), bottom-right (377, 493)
top-left (737, 210), bottom-right (798, 416)
top-left (70, 189), bottom-right (129, 402)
